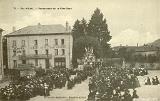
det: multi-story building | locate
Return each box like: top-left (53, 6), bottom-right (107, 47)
top-left (5, 22), bottom-right (73, 69)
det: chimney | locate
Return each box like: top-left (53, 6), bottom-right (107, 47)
top-left (13, 26), bottom-right (16, 32)
top-left (38, 23), bottom-right (41, 28)
top-left (68, 26), bottom-right (71, 31)
top-left (66, 21), bottom-right (69, 32)
top-left (38, 23), bottom-right (41, 33)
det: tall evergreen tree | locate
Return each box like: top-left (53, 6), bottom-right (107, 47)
top-left (72, 18), bottom-right (87, 68)
top-left (87, 8), bottom-right (112, 57)
top-left (72, 18), bottom-right (87, 40)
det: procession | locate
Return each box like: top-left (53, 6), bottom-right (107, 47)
top-left (1, 64), bottom-right (159, 101)
top-left (0, 68), bottom-right (89, 100)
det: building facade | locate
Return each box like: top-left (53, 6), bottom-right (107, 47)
top-left (134, 45), bottom-right (159, 56)
top-left (6, 23), bottom-right (73, 69)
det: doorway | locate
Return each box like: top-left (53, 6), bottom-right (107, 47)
top-left (45, 59), bottom-right (49, 69)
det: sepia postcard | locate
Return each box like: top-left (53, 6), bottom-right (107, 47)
top-left (0, 0), bottom-right (160, 101)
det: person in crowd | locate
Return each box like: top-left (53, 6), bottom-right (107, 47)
top-left (87, 90), bottom-right (95, 101)
top-left (133, 77), bottom-right (140, 88)
top-left (155, 76), bottom-right (159, 85)
top-left (147, 77), bottom-right (151, 85)
top-left (43, 82), bottom-right (50, 97)
top-left (132, 88), bottom-right (139, 99)
top-left (144, 79), bottom-right (147, 85)
top-left (122, 89), bottom-right (133, 101)
top-left (152, 78), bottom-right (156, 85)
top-left (95, 91), bottom-right (101, 101)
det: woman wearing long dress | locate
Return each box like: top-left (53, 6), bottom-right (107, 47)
top-left (155, 76), bottom-right (159, 85)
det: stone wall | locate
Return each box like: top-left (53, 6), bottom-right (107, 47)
top-left (125, 62), bottom-right (160, 70)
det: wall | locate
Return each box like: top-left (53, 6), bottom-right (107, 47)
top-left (125, 62), bottom-right (160, 70)
top-left (135, 51), bottom-right (157, 56)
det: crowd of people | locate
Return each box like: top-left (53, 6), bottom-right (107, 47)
top-left (0, 65), bottom-right (151, 101)
top-left (87, 67), bottom-right (141, 101)
top-left (144, 76), bottom-right (159, 85)
top-left (0, 68), bottom-right (90, 100)
top-left (128, 68), bottom-right (148, 76)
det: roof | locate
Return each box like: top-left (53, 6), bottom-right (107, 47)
top-left (112, 46), bottom-right (138, 51)
top-left (135, 46), bottom-right (159, 52)
top-left (6, 24), bottom-right (71, 37)
top-left (0, 28), bottom-right (4, 32)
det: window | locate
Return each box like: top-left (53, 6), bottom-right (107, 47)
top-left (61, 39), bottom-right (64, 45)
top-left (46, 49), bottom-right (48, 55)
top-left (22, 40), bottom-right (25, 46)
top-left (35, 59), bottom-right (38, 66)
top-left (13, 60), bottom-right (17, 68)
top-left (35, 50), bottom-right (38, 55)
top-left (22, 60), bottom-right (26, 64)
top-left (54, 58), bottom-right (66, 67)
top-left (55, 62), bottom-right (59, 66)
top-left (45, 39), bottom-right (48, 45)
top-left (61, 49), bottom-right (65, 55)
top-left (58, 62), bottom-right (62, 66)
top-left (62, 62), bottom-right (65, 66)
top-left (55, 49), bottom-right (58, 55)
top-left (34, 40), bottom-right (38, 45)
top-left (13, 40), bottom-right (16, 46)
top-left (13, 50), bottom-right (16, 56)
top-left (55, 39), bottom-right (58, 45)
top-left (22, 50), bottom-right (25, 55)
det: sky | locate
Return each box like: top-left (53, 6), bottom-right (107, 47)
top-left (0, 0), bottom-right (160, 47)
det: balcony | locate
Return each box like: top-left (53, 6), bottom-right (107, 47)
top-left (54, 55), bottom-right (66, 58)
top-left (18, 63), bottom-right (33, 68)
top-left (54, 45), bottom-right (66, 48)
top-left (19, 54), bottom-right (52, 59)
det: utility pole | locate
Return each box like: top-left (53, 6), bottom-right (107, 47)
top-left (0, 28), bottom-right (4, 81)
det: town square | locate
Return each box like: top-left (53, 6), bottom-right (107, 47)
top-left (0, 0), bottom-right (160, 101)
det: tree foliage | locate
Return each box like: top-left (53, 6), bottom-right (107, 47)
top-left (72, 18), bottom-right (87, 41)
top-left (72, 8), bottom-right (112, 67)
top-left (72, 18), bottom-right (87, 68)
top-left (86, 8), bottom-right (112, 57)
